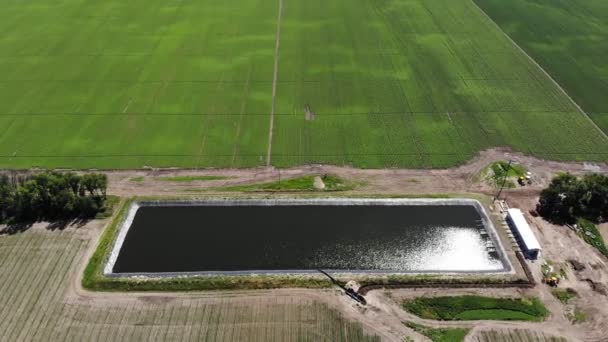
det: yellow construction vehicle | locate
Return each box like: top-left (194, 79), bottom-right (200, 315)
top-left (541, 263), bottom-right (561, 287)
top-left (544, 276), bottom-right (560, 287)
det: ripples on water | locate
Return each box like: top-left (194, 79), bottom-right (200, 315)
top-left (308, 226), bottom-right (503, 271)
top-left (113, 204), bottom-right (506, 273)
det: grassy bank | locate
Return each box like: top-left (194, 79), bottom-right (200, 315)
top-left (219, 175), bottom-right (354, 192)
top-left (94, 195), bottom-right (120, 219)
top-left (478, 160), bottom-right (527, 188)
top-left (552, 288), bottom-right (577, 304)
top-left (82, 198), bottom-right (333, 291)
top-left (402, 296), bottom-right (548, 321)
top-left (577, 219), bottom-right (608, 258)
top-left (82, 193), bottom-right (518, 291)
top-left (404, 322), bottom-right (468, 342)
top-left (490, 161), bottom-right (527, 178)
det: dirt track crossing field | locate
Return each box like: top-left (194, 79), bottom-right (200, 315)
top-left (265, 0), bottom-right (284, 166)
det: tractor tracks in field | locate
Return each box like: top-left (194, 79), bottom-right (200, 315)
top-left (266, 0), bottom-right (284, 166)
top-left (232, 66), bottom-right (253, 165)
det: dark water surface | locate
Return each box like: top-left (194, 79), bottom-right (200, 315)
top-left (112, 204), bottom-right (505, 273)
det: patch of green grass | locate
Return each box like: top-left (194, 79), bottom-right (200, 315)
top-left (94, 195), bottom-right (120, 219)
top-left (129, 177), bottom-right (145, 182)
top-left (482, 160), bottom-right (527, 188)
top-left (157, 175), bottom-right (231, 182)
top-left (359, 275), bottom-right (530, 288)
top-left (1, 0), bottom-right (607, 170)
top-left (577, 219), bottom-right (608, 257)
top-left (82, 198), bottom-right (130, 290)
top-left (552, 288), bottom-right (577, 304)
top-left (402, 296), bottom-right (548, 321)
top-left (404, 321), bottom-right (468, 342)
top-left (220, 175), bottom-right (353, 192)
top-left (475, 0), bottom-right (608, 134)
top-left (493, 161), bottom-right (527, 178)
top-left (567, 308), bottom-right (587, 324)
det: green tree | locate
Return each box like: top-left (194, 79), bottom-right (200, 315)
top-left (538, 173), bottom-right (608, 223)
top-left (0, 171), bottom-right (108, 223)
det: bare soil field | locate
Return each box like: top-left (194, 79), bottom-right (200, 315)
top-left (467, 328), bottom-right (568, 342)
top-left (0, 222), bottom-right (383, 341)
top-left (1, 148), bottom-right (607, 341)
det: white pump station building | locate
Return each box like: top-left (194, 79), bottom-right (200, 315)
top-left (506, 208), bottom-right (541, 259)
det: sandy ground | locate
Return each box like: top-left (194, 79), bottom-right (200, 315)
top-left (103, 147), bottom-right (606, 198)
top-left (5, 148), bottom-right (608, 341)
top-left (598, 223), bottom-right (608, 243)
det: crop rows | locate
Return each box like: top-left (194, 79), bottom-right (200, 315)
top-left (470, 329), bottom-right (568, 342)
top-left (271, 0), bottom-right (608, 167)
top-left (0, 228), bottom-right (379, 341)
top-left (474, 0), bottom-right (608, 134)
top-left (0, 0), bottom-right (277, 169)
top-left (0, 0), bottom-right (606, 169)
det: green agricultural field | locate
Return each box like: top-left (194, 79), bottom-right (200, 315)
top-left (474, 0), bottom-right (608, 134)
top-left (0, 0), bottom-right (277, 169)
top-left (0, 0), bottom-right (606, 169)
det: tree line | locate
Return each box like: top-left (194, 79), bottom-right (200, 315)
top-left (0, 172), bottom-right (107, 223)
top-left (537, 173), bottom-right (608, 224)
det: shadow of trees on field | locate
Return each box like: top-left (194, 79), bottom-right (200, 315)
top-left (0, 218), bottom-right (91, 235)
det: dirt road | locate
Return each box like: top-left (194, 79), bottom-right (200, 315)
top-left (105, 147), bottom-right (606, 197)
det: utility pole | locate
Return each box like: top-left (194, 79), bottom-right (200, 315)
top-left (494, 159), bottom-right (513, 201)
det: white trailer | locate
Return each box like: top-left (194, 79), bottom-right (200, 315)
top-left (506, 208), bottom-right (541, 259)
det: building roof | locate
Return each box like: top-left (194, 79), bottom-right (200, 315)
top-left (507, 208), bottom-right (541, 251)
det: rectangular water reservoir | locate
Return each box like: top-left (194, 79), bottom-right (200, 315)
top-left (105, 199), bottom-right (511, 275)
